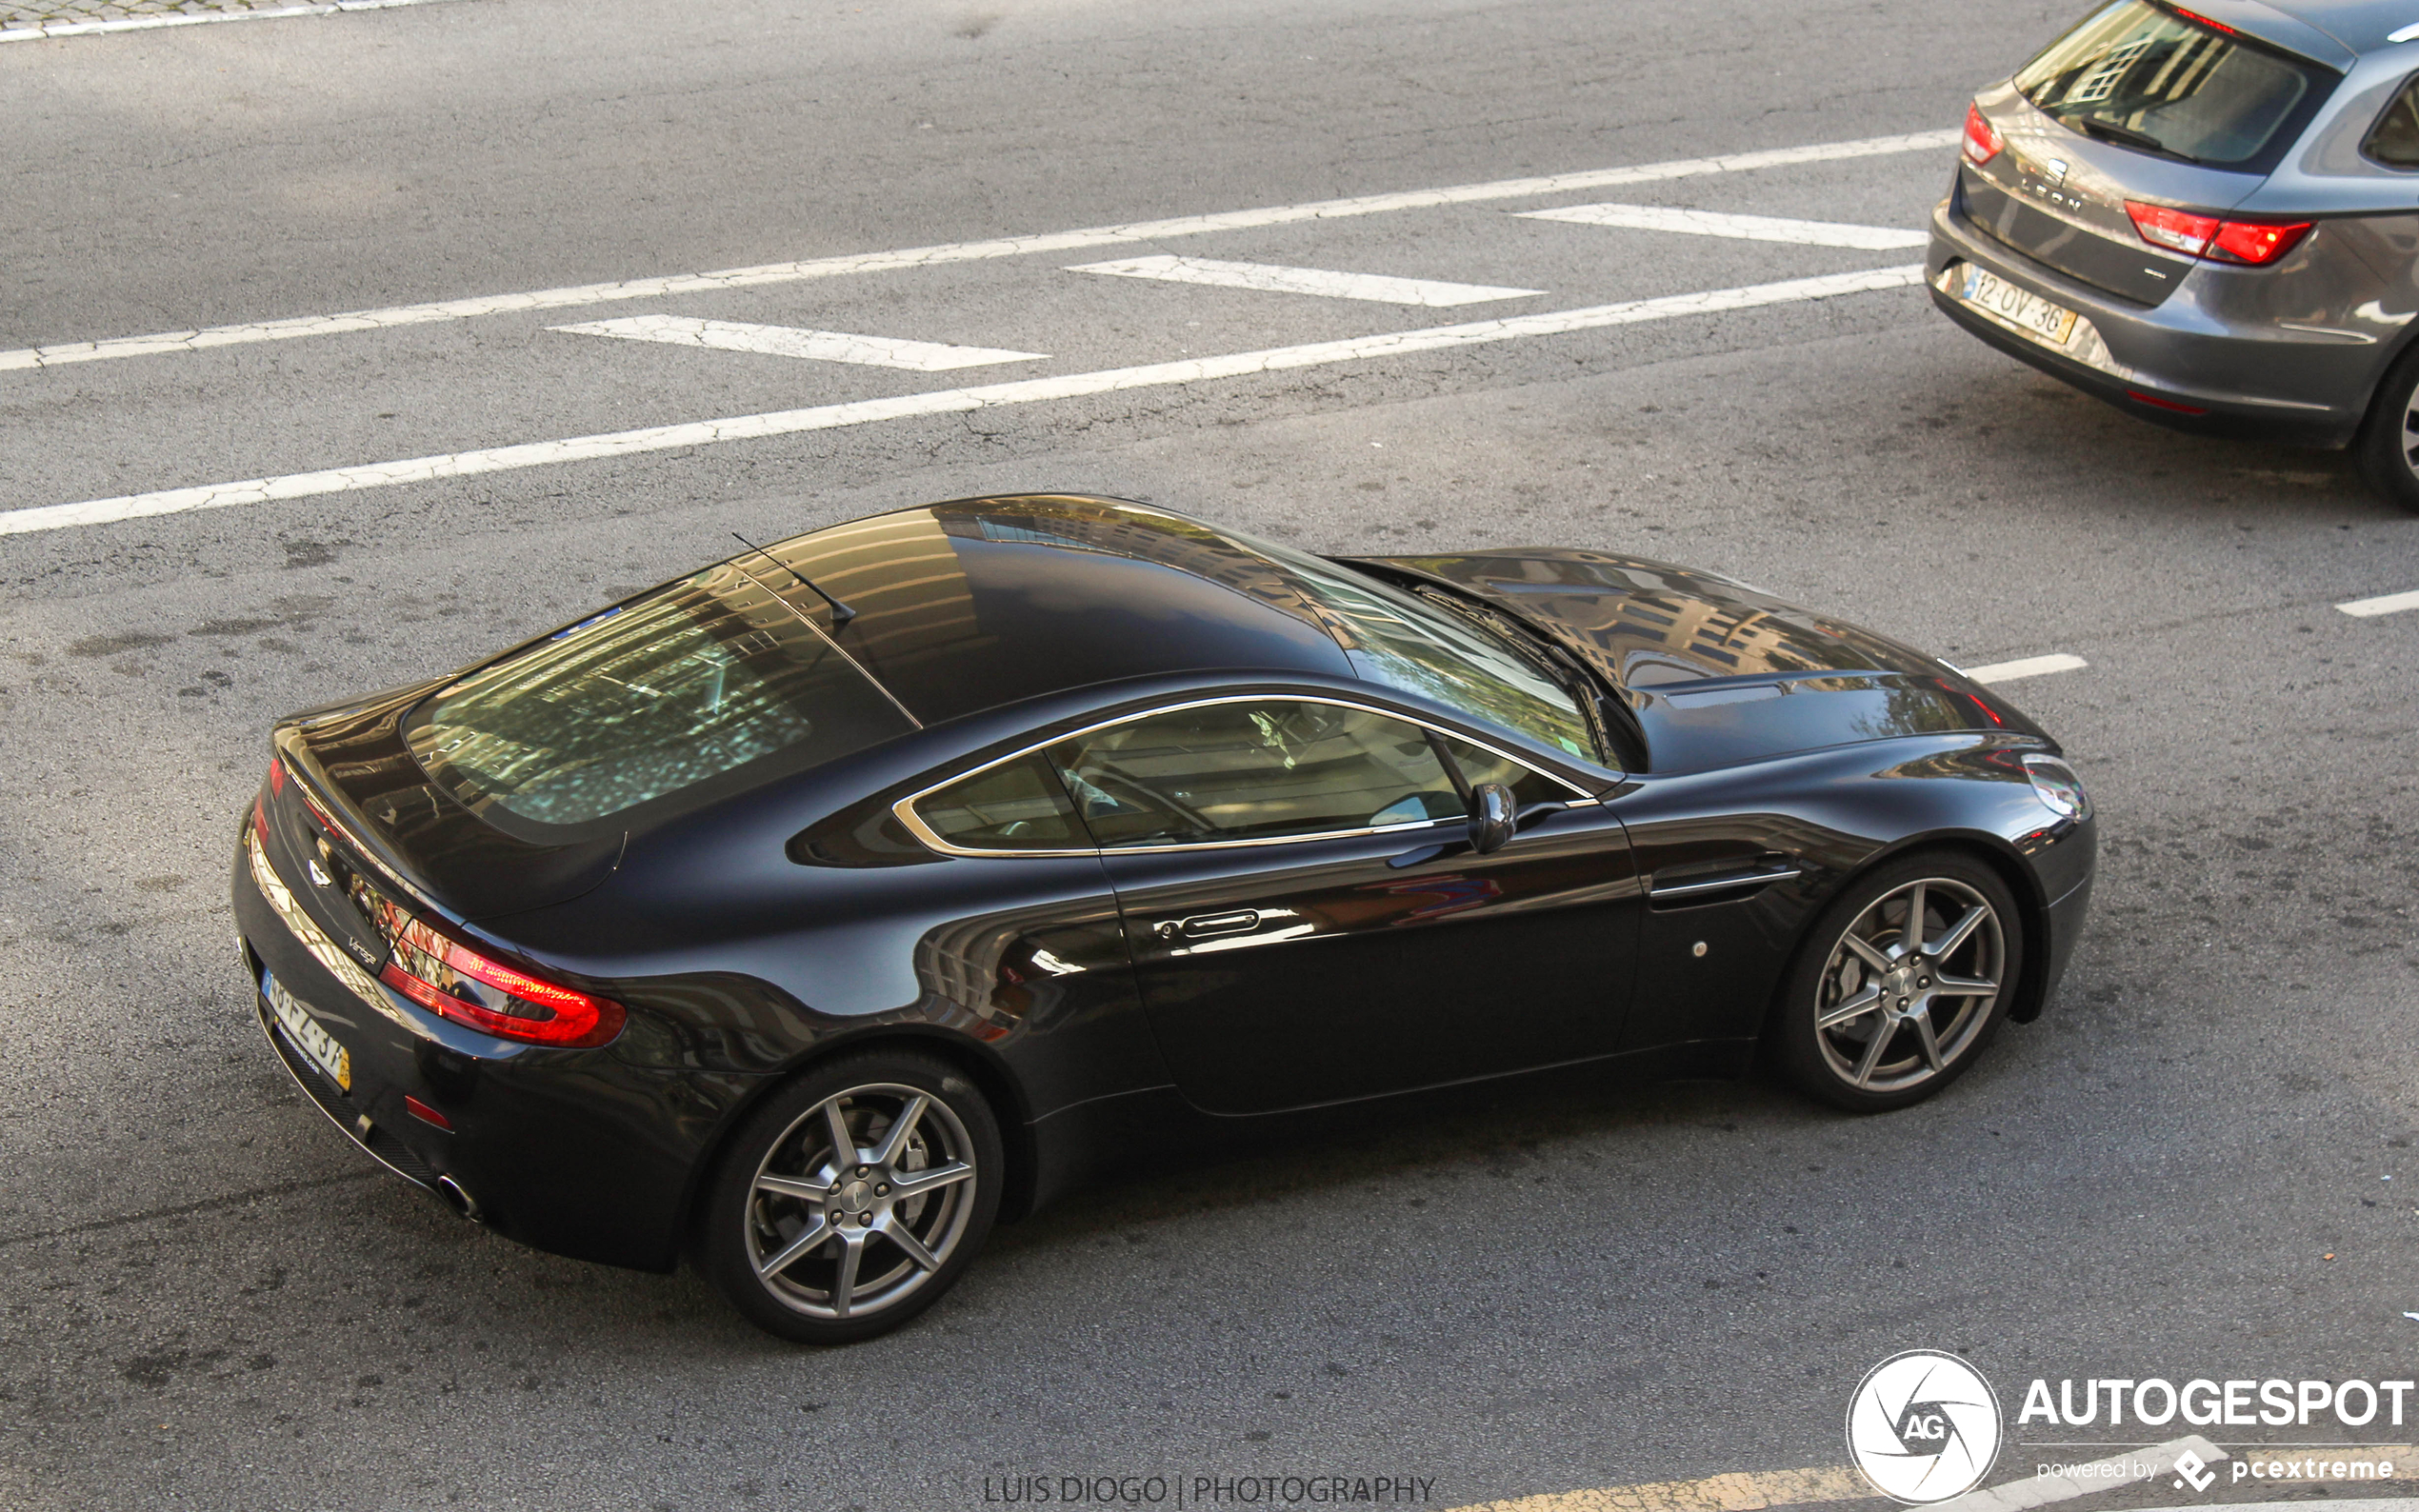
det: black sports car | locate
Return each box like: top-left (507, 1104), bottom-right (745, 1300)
top-left (233, 495), bottom-right (2095, 1342)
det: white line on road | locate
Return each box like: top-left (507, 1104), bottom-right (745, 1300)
top-left (0, 0), bottom-right (445, 44)
top-left (1966, 653), bottom-right (2089, 685)
top-left (548, 315), bottom-right (1046, 371)
top-left (2337, 587), bottom-right (2419, 618)
top-left (0, 265), bottom-right (1922, 539)
top-left (0, 129), bottom-right (1955, 374)
top-left (1067, 255), bottom-right (1542, 307)
top-left (1518, 202), bottom-right (1930, 249)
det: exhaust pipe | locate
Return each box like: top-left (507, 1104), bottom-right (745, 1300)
top-left (433, 1175), bottom-right (482, 1224)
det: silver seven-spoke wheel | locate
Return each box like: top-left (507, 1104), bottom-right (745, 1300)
top-left (702, 1051), bottom-right (1002, 1343)
top-left (748, 1083), bottom-right (978, 1321)
top-left (1813, 878), bottom-right (2004, 1094)
top-left (1775, 854), bottom-right (2026, 1112)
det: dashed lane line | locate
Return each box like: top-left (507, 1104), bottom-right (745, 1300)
top-left (0, 129), bottom-right (1955, 374)
top-left (2337, 587), bottom-right (2419, 618)
top-left (1517, 203), bottom-right (1929, 250)
top-left (1067, 255), bottom-right (1543, 307)
top-left (547, 315), bottom-right (1047, 371)
top-left (1966, 653), bottom-right (2089, 685)
top-left (0, 264), bottom-right (1922, 539)
top-left (0, 0), bottom-right (448, 44)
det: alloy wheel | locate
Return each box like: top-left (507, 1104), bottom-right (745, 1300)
top-left (1811, 877), bottom-right (2006, 1095)
top-left (744, 1082), bottom-right (979, 1322)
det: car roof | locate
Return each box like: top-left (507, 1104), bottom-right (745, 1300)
top-left (2254, 0), bottom-right (2414, 56)
top-left (759, 495), bottom-right (1352, 726)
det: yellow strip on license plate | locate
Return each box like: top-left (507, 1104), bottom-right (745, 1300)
top-left (266, 974), bottom-right (352, 1091)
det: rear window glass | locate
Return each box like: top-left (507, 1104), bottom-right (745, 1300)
top-left (2366, 76), bottom-right (2419, 168)
top-left (2015, 1), bottom-right (2335, 169)
top-left (406, 562), bottom-right (917, 830)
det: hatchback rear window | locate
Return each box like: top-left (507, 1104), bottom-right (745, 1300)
top-left (2014, 1), bottom-right (2336, 169)
top-left (406, 562), bottom-right (917, 831)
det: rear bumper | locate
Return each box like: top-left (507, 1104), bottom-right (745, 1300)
top-left (231, 826), bottom-right (764, 1272)
top-left (1928, 196), bottom-right (2372, 448)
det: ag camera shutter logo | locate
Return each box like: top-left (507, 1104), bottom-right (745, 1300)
top-left (1847, 1350), bottom-right (2004, 1502)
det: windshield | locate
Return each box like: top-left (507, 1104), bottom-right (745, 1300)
top-left (2014, 1), bottom-right (2333, 169)
top-left (406, 561), bottom-right (917, 831)
top-left (1245, 542), bottom-right (1598, 763)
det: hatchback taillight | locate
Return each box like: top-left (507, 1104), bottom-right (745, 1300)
top-left (1963, 103), bottom-right (2003, 166)
top-left (2126, 201), bottom-right (2311, 265)
top-left (371, 898), bottom-right (625, 1048)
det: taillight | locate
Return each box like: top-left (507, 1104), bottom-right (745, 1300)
top-left (1963, 103), bottom-right (2003, 166)
top-left (371, 898), bottom-right (624, 1048)
top-left (268, 756), bottom-right (286, 795)
top-left (2127, 201), bottom-right (2311, 265)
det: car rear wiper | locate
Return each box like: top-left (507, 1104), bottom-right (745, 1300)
top-left (2078, 114), bottom-right (2173, 156)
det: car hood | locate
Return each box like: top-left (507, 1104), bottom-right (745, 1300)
top-left (1351, 548), bottom-right (2049, 772)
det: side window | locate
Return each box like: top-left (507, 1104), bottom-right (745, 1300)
top-left (1432, 731), bottom-right (1571, 810)
top-left (911, 754), bottom-right (1083, 850)
top-left (1049, 701), bottom-right (1464, 848)
top-left (2368, 76), bottom-right (2419, 168)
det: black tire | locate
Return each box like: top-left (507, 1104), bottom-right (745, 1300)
top-left (1771, 850), bottom-right (2025, 1113)
top-left (698, 1049), bottom-right (1002, 1344)
top-left (2354, 345), bottom-right (2419, 514)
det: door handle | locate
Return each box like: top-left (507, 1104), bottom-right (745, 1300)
top-left (1153, 909), bottom-right (1262, 941)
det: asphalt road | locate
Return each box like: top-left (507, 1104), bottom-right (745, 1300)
top-left (4, 1), bottom-right (2419, 1509)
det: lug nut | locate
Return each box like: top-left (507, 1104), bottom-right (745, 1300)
top-left (875, 1184), bottom-right (890, 1196)
top-left (856, 1165), bottom-right (870, 1177)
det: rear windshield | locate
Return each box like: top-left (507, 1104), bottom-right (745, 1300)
top-left (405, 562), bottom-right (916, 831)
top-left (2015, 1), bottom-right (2336, 169)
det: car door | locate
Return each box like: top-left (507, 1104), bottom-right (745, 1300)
top-left (1046, 695), bottom-right (1643, 1116)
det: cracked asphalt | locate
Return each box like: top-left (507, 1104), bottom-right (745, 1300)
top-left (3, 1), bottom-right (2418, 1509)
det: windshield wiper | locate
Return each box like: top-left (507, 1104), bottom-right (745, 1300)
top-left (1405, 584), bottom-right (1648, 773)
top-left (2077, 114), bottom-right (2173, 156)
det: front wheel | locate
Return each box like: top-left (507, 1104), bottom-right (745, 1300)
top-left (698, 1050), bottom-right (1002, 1344)
top-left (2354, 346), bottom-right (2419, 514)
top-left (1771, 853), bottom-right (2024, 1113)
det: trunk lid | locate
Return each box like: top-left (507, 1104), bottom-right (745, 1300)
top-left (264, 680), bottom-right (625, 934)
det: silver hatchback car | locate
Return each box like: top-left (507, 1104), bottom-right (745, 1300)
top-left (1929, 0), bottom-right (2419, 509)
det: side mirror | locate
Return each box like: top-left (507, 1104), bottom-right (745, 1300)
top-left (1467, 782), bottom-right (1516, 855)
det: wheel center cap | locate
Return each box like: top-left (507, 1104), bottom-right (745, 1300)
top-left (836, 1178), bottom-right (873, 1210)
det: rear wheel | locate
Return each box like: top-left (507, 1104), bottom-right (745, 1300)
top-left (2354, 346), bottom-right (2419, 514)
top-left (1772, 852), bottom-right (2023, 1112)
top-left (699, 1050), bottom-right (1001, 1344)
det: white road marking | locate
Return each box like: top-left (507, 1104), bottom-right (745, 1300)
top-left (1519, 202), bottom-right (1929, 249)
top-left (1965, 652), bottom-right (2089, 684)
top-left (0, 265), bottom-right (1921, 539)
top-left (0, 129), bottom-right (1955, 374)
top-left (0, 0), bottom-right (444, 44)
top-left (1930, 1435), bottom-right (2222, 1512)
top-left (548, 314), bottom-right (1046, 371)
top-left (1067, 255), bottom-right (1542, 307)
top-left (2337, 587), bottom-right (2419, 618)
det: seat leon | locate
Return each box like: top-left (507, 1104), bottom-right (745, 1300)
top-left (232, 495), bottom-right (2097, 1342)
top-left (1929, 0), bottom-right (2419, 508)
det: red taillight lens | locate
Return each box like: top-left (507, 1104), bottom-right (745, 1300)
top-left (2127, 201), bottom-right (2219, 255)
top-left (372, 902), bottom-right (623, 1048)
top-left (268, 756), bottom-right (286, 795)
top-left (2128, 201), bottom-right (2311, 265)
top-left (2209, 218), bottom-right (2311, 265)
top-left (1963, 103), bottom-right (2003, 166)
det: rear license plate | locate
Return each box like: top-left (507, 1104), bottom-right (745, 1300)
top-left (1960, 265), bottom-right (2078, 347)
top-left (265, 972), bottom-right (351, 1092)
